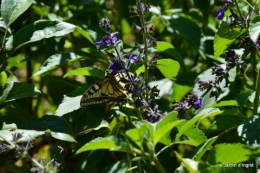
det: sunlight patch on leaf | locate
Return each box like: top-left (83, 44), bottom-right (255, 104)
top-left (33, 53), bottom-right (85, 77)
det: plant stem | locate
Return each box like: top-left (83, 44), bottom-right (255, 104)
top-left (234, 0), bottom-right (245, 24)
top-left (136, 0), bottom-right (149, 101)
top-left (137, 160), bottom-right (143, 173)
top-left (152, 156), bottom-right (167, 173)
top-left (253, 61), bottom-right (260, 115)
top-left (243, 0), bottom-right (256, 13)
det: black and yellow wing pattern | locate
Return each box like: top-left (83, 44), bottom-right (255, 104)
top-left (80, 69), bottom-right (127, 108)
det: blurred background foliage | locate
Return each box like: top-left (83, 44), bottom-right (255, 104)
top-left (0, 0), bottom-right (239, 172)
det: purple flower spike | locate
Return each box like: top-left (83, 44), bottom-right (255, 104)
top-left (193, 99), bottom-right (202, 110)
top-left (217, 8), bottom-right (225, 20)
top-left (129, 54), bottom-right (139, 62)
top-left (95, 40), bottom-right (104, 51)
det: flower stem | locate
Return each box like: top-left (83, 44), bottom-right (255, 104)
top-left (152, 156), bottom-right (167, 173)
top-left (253, 57), bottom-right (260, 115)
top-left (136, 0), bottom-right (149, 101)
top-left (242, 0), bottom-right (256, 13)
top-left (234, 0), bottom-right (245, 24)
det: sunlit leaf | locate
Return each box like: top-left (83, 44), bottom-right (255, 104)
top-left (206, 143), bottom-right (260, 164)
top-left (1, 0), bottom-right (33, 26)
top-left (76, 136), bottom-right (131, 154)
top-left (33, 53), bottom-right (86, 77)
top-left (249, 15), bottom-right (260, 43)
top-left (157, 59), bottom-right (180, 80)
top-left (64, 67), bottom-right (105, 78)
top-left (214, 19), bottom-right (245, 58)
top-left (237, 115), bottom-right (260, 147)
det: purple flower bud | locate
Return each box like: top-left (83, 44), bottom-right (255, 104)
top-left (217, 8), bottom-right (225, 20)
top-left (193, 99), bottom-right (202, 110)
top-left (95, 40), bottom-right (104, 51)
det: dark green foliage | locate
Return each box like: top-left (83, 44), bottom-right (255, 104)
top-left (1, 0), bottom-right (260, 173)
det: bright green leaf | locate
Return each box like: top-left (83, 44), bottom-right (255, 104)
top-left (136, 65), bottom-right (145, 76)
top-left (64, 67), bottom-right (105, 78)
top-left (155, 112), bottom-right (180, 145)
top-left (180, 124), bottom-right (207, 145)
top-left (157, 59), bottom-right (180, 79)
top-left (175, 108), bottom-right (222, 140)
top-left (156, 41), bottom-right (183, 63)
top-left (155, 111), bottom-right (178, 145)
top-left (126, 126), bottom-right (146, 149)
top-left (211, 100), bottom-right (239, 107)
top-left (214, 20), bottom-right (245, 58)
top-left (55, 84), bottom-right (91, 116)
top-left (206, 143), bottom-right (260, 164)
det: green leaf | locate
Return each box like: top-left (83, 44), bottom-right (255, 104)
top-left (76, 27), bottom-right (94, 44)
top-left (214, 20), bottom-right (245, 58)
top-left (206, 143), bottom-right (260, 164)
top-left (156, 41), bottom-right (183, 63)
top-left (1, 0), bottom-right (33, 27)
top-left (76, 136), bottom-right (131, 154)
top-left (84, 150), bottom-right (105, 169)
top-left (33, 53), bottom-right (86, 77)
top-left (136, 65), bottom-right (145, 76)
top-left (64, 67), bottom-right (105, 78)
top-left (55, 84), bottom-right (91, 116)
top-left (201, 166), bottom-right (246, 173)
top-left (211, 100), bottom-right (239, 107)
top-left (207, 113), bottom-right (243, 133)
top-left (192, 136), bottom-right (218, 161)
top-left (175, 108), bottom-right (222, 140)
top-left (169, 16), bottom-right (201, 49)
top-left (2, 164), bottom-right (31, 173)
top-left (0, 81), bottom-right (14, 105)
top-left (249, 15), bottom-right (260, 43)
top-left (126, 125), bottom-right (146, 149)
top-left (177, 122), bottom-right (207, 145)
top-left (155, 112), bottom-right (180, 145)
top-left (193, 65), bottom-right (237, 108)
top-left (157, 59), bottom-right (180, 80)
top-left (132, 120), bottom-right (155, 142)
top-left (0, 82), bottom-right (40, 106)
top-left (0, 129), bottom-right (44, 142)
top-left (236, 92), bottom-right (251, 108)
top-left (6, 20), bottom-right (93, 53)
top-left (101, 160), bottom-right (130, 173)
top-left (5, 82), bottom-right (40, 102)
top-left (237, 115), bottom-right (260, 147)
top-left (50, 131), bottom-right (76, 142)
top-left (175, 153), bottom-right (199, 173)
top-left (0, 115), bottom-right (75, 142)
top-left (0, 20), bottom-right (11, 34)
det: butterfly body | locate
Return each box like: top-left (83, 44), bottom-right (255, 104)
top-left (80, 70), bottom-right (127, 108)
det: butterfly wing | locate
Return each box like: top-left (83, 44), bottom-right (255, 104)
top-left (80, 73), bottom-right (127, 108)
